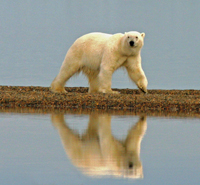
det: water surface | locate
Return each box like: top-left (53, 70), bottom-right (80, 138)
top-left (0, 111), bottom-right (199, 185)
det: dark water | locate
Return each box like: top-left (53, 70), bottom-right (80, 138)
top-left (0, 112), bottom-right (199, 185)
top-left (1, 1), bottom-right (200, 89)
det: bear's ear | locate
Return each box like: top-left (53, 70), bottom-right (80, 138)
top-left (141, 32), bottom-right (145, 38)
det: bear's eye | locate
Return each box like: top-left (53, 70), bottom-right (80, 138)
top-left (128, 36), bottom-right (130, 38)
top-left (136, 36), bottom-right (138, 39)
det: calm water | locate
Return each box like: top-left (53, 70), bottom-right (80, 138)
top-left (0, 1), bottom-right (200, 89)
top-left (0, 111), bottom-right (199, 185)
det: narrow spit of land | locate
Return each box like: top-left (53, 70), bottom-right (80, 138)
top-left (0, 86), bottom-right (199, 116)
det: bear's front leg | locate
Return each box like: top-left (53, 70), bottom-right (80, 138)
top-left (125, 58), bottom-right (148, 94)
top-left (98, 54), bottom-right (121, 94)
top-left (98, 67), bottom-right (119, 94)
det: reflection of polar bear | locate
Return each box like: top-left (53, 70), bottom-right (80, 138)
top-left (51, 113), bottom-right (147, 179)
top-left (50, 31), bottom-right (147, 94)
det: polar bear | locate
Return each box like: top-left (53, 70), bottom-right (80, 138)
top-left (51, 113), bottom-right (147, 178)
top-left (50, 31), bottom-right (148, 94)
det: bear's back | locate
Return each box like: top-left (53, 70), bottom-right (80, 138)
top-left (76, 32), bottom-right (112, 45)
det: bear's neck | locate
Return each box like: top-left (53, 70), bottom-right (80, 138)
top-left (122, 46), bottom-right (141, 57)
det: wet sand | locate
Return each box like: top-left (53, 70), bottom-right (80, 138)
top-left (0, 86), bottom-right (199, 116)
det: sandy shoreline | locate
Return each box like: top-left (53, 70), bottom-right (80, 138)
top-left (0, 86), bottom-right (199, 116)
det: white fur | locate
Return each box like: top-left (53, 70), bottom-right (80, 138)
top-left (51, 31), bottom-right (148, 93)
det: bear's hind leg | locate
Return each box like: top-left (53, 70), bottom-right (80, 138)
top-left (88, 76), bottom-right (99, 93)
top-left (82, 68), bottom-right (100, 93)
top-left (51, 78), bottom-right (67, 93)
top-left (50, 56), bottom-right (82, 93)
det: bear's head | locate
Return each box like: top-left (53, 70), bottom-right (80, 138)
top-left (122, 31), bottom-right (145, 56)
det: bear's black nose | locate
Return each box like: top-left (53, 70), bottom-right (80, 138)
top-left (129, 41), bottom-right (134, 47)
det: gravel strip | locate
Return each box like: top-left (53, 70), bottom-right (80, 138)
top-left (0, 86), bottom-right (199, 114)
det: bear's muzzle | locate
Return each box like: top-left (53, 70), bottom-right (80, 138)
top-left (129, 41), bottom-right (134, 47)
